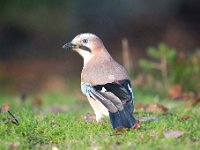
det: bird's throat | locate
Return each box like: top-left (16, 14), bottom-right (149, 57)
top-left (77, 50), bottom-right (93, 66)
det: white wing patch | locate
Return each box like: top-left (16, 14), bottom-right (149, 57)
top-left (101, 87), bottom-right (107, 92)
top-left (128, 83), bottom-right (134, 99)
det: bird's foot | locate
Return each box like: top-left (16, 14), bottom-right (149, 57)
top-left (131, 120), bottom-right (141, 130)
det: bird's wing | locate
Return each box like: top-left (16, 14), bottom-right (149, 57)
top-left (93, 79), bottom-right (133, 103)
top-left (81, 80), bottom-right (136, 128)
top-left (82, 80), bottom-right (133, 113)
top-left (89, 90), bottom-right (119, 113)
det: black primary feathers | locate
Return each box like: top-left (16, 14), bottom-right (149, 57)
top-left (91, 80), bottom-right (136, 128)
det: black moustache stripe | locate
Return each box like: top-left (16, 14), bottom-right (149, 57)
top-left (79, 45), bottom-right (92, 53)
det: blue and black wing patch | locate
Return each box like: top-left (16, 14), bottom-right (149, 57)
top-left (81, 80), bottom-right (136, 129)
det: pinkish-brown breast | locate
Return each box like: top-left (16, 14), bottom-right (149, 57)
top-left (81, 55), bottom-right (129, 85)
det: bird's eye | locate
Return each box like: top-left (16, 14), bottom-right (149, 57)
top-left (83, 39), bottom-right (88, 44)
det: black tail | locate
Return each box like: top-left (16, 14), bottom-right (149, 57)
top-left (109, 103), bottom-right (136, 129)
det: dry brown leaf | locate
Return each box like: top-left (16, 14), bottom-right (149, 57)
top-left (185, 94), bottom-right (200, 108)
top-left (83, 113), bottom-right (96, 122)
top-left (191, 96), bottom-right (200, 107)
top-left (159, 105), bottom-right (169, 113)
top-left (1, 102), bottom-right (10, 112)
top-left (33, 97), bottom-right (43, 106)
top-left (164, 130), bottom-right (186, 138)
top-left (167, 84), bottom-right (182, 98)
top-left (132, 120), bottom-right (141, 129)
top-left (114, 126), bottom-right (127, 133)
top-left (190, 137), bottom-right (198, 142)
top-left (180, 115), bottom-right (190, 121)
top-left (145, 104), bottom-right (168, 113)
top-left (135, 102), bottom-right (143, 109)
top-left (115, 141), bottom-right (121, 145)
top-left (174, 92), bottom-right (193, 101)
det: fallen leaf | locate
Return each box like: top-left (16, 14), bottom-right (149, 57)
top-left (1, 102), bottom-right (10, 112)
top-left (159, 105), bottom-right (169, 113)
top-left (180, 116), bottom-right (190, 121)
top-left (185, 94), bottom-right (200, 108)
top-left (33, 97), bottom-right (43, 106)
top-left (145, 104), bottom-right (168, 113)
top-left (191, 96), bottom-right (200, 106)
top-left (145, 104), bottom-right (159, 112)
top-left (132, 120), bottom-right (141, 129)
top-left (190, 136), bottom-right (198, 142)
top-left (83, 113), bottom-right (96, 122)
top-left (164, 130), bottom-right (186, 138)
top-left (135, 102), bottom-right (143, 109)
top-left (173, 92), bottom-right (193, 101)
top-left (138, 116), bottom-right (159, 122)
top-left (114, 126), bottom-right (127, 133)
top-left (115, 141), bottom-right (121, 145)
top-left (167, 84), bottom-right (182, 98)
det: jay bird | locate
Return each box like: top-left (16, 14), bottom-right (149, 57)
top-left (63, 33), bottom-right (136, 129)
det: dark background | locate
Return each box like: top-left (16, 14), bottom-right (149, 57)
top-left (0, 0), bottom-right (199, 92)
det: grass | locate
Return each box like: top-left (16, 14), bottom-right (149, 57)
top-left (0, 89), bottom-right (200, 150)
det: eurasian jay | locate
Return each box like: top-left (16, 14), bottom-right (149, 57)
top-left (63, 33), bottom-right (136, 129)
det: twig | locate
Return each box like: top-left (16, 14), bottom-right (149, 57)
top-left (161, 54), bottom-right (169, 89)
top-left (122, 38), bottom-right (133, 73)
top-left (8, 111), bottom-right (19, 126)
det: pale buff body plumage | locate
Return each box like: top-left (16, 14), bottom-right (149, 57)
top-left (80, 42), bottom-right (129, 121)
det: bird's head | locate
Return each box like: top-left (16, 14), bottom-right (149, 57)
top-left (62, 33), bottom-right (106, 65)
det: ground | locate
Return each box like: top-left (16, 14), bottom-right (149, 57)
top-left (0, 89), bottom-right (200, 150)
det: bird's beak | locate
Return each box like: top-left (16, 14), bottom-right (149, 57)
top-left (62, 42), bottom-right (77, 49)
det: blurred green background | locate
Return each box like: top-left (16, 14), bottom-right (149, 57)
top-left (0, 0), bottom-right (199, 95)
